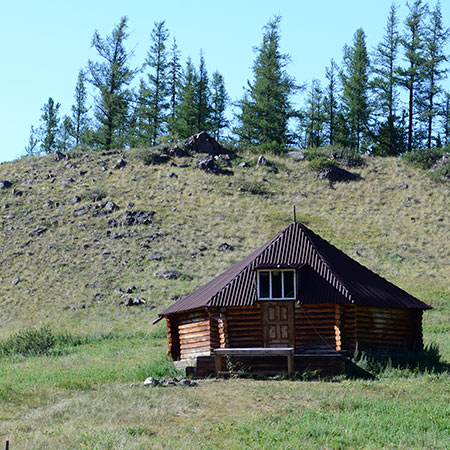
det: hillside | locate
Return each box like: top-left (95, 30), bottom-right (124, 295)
top-left (1, 145), bottom-right (449, 449)
top-left (0, 146), bottom-right (449, 353)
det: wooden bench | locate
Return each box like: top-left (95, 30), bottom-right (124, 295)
top-left (214, 347), bottom-right (294, 377)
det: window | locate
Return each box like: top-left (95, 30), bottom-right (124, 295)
top-left (258, 270), bottom-right (296, 300)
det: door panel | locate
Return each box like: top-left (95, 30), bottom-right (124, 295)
top-left (263, 301), bottom-right (294, 347)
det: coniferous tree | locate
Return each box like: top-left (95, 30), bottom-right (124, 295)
top-left (422, 1), bottom-right (449, 148)
top-left (372, 4), bottom-right (405, 155)
top-left (25, 126), bottom-right (39, 155)
top-left (324, 59), bottom-right (340, 146)
top-left (195, 52), bottom-right (211, 132)
top-left (442, 92), bottom-right (450, 145)
top-left (397, 0), bottom-right (428, 151)
top-left (71, 70), bottom-right (90, 147)
top-left (176, 58), bottom-right (198, 138)
top-left (88, 17), bottom-right (136, 150)
top-left (304, 79), bottom-right (325, 148)
top-left (236, 16), bottom-right (297, 153)
top-left (40, 97), bottom-right (61, 153)
top-left (341, 28), bottom-right (371, 152)
top-left (144, 20), bottom-right (170, 145)
top-left (59, 116), bottom-right (74, 151)
top-left (167, 38), bottom-right (183, 137)
top-left (210, 71), bottom-right (229, 139)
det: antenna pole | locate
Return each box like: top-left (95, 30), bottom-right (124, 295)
top-left (292, 205), bottom-right (296, 223)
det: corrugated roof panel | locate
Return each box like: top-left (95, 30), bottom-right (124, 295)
top-left (160, 222), bottom-right (431, 316)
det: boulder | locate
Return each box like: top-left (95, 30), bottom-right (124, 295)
top-left (147, 253), bottom-right (163, 261)
top-left (155, 269), bottom-right (182, 280)
top-left (181, 131), bottom-right (227, 156)
top-left (238, 161), bottom-right (249, 168)
top-left (318, 165), bottom-right (359, 182)
top-left (113, 158), bottom-right (127, 169)
top-left (287, 151), bottom-right (306, 160)
top-left (121, 296), bottom-right (146, 306)
top-left (257, 155), bottom-right (267, 166)
top-left (71, 195), bottom-right (81, 203)
top-left (54, 151), bottom-right (69, 161)
top-left (144, 377), bottom-right (159, 387)
top-left (13, 188), bottom-right (23, 197)
top-left (107, 210), bottom-right (155, 227)
top-left (73, 205), bottom-right (91, 217)
top-left (92, 201), bottom-right (119, 217)
top-left (218, 242), bottom-right (234, 251)
top-left (268, 166), bottom-right (278, 173)
top-left (197, 156), bottom-right (217, 172)
top-left (0, 180), bottom-right (12, 189)
top-left (29, 227), bottom-right (47, 237)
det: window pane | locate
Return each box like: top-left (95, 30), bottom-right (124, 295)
top-left (284, 271), bottom-right (295, 298)
top-left (272, 271), bottom-right (282, 298)
top-left (259, 272), bottom-right (270, 298)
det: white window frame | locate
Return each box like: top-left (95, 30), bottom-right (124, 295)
top-left (257, 269), bottom-right (296, 300)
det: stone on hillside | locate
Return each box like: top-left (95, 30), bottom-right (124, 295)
top-left (0, 180), bottom-right (12, 189)
top-left (73, 205), bottom-right (91, 217)
top-left (257, 155), bottom-right (267, 166)
top-left (398, 183), bottom-right (408, 189)
top-left (177, 163), bottom-right (188, 168)
top-left (155, 269), bottom-right (182, 280)
top-left (54, 150), bottom-right (69, 161)
top-left (181, 131), bottom-right (227, 156)
top-left (238, 161), bottom-right (249, 167)
top-left (197, 156), bottom-right (217, 172)
top-left (64, 177), bottom-right (75, 184)
top-left (144, 377), bottom-right (159, 387)
top-left (29, 227), bottom-right (47, 237)
top-left (167, 146), bottom-right (187, 158)
top-left (107, 210), bottom-right (155, 227)
top-left (318, 165), bottom-right (359, 182)
top-left (147, 253), bottom-right (163, 260)
top-left (287, 151), bottom-right (306, 160)
top-left (121, 296), bottom-right (146, 306)
top-left (268, 166), bottom-right (278, 173)
top-left (71, 195), bottom-right (81, 203)
top-left (113, 158), bottom-right (127, 169)
top-left (167, 172), bottom-right (178, 178)
top-left (218, 242), bottom-right (234, 251)
top-left (13, 188), bottom-right (23, 197)
top-left (12, 278), bottom-right (20, 285)
top-left (44, 200), bottom-right (54, 208)
top-left (92, 201), bottom-right (119, 217)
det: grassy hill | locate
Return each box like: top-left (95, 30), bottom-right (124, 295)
top-left (0, 146), bottom-right (449, 448)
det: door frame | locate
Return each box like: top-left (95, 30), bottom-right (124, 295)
top-left (262, 300), bottom-right (295, 348)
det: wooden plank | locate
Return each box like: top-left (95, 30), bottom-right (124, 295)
top-left (215, 347), bottom-right (293, 356)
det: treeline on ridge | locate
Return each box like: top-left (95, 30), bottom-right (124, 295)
top-left (26, 1), bottom-right (450, 159)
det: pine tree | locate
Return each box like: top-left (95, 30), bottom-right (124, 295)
top-left (167, 38), bottom-right (183, 137)
top-left (59, 116), bottom-right (74, 151)
top-left (422, 1), bottom-right (449, 148)
top-left (40, 97), bottom-right (61, 153)
top-left (210, 71), bottom-right (229, 140)
top-left (71, 70), bottom-right (89, 147)
top-left (442, 92), bottom-right (450, 145)
top-left (397, 0), bottom-right (428, 151)
top-left (372, 4), bottom-right (404, 155)
top-left (236, 16), bottom-right (297, 153)
top-left (324, 59), bottom-right (340, 146)
top-left (176, 58), bottom-right (198, 138)
top-left (88, 17), bottom-right (136, 150)
top-left (195, 52), bottom-right (211, 132)
top-left (145, 20), bottom-right (170, 145)
top-left (341, 28), bottom-right (371, 152)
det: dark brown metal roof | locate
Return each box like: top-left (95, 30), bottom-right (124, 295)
top-left (160, 222), bottom-right (431, 316)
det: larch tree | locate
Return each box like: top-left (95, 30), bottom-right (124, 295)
top-left (304, 79), bottom-right (325, 148)
top-left (176, 58), bottom-right (198, 138)
top-left (236, 15), bottom-right (297, 153)
top-left (195, 52), bottom-right (211, 132)
top-left (341, 28), bottom-right (371, 152)
top-left (324, 59), bottom-right (340, 146)
top-left (71, 70), bottom-right (90, 147)
top-left (145, 20), bottom-right (170, 145)
top-left (422, 1), bottom-right (449, 148)
top-left (210, 70), bottom-right (229, 140)
top-left (167, 38), bottom-right (183, 138)
top-left (371, 3), bottom-right (404, 155)
top-left (397, 0), bottom-right (428, 151)
top-left (88, 16), bottom-right (136, 150)
top-left (40, 97), bottom-right (61, 153)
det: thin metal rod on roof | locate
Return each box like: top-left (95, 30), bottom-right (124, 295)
top-left (293, 205), bottom-right (297, 223)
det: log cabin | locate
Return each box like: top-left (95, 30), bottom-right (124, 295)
top-left (156, 221), bottom-right (431, 377)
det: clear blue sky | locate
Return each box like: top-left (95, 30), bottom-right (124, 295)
top-left (1, 0), bottom-right (449, 163)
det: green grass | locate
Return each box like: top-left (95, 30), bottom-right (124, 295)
top-left (0, 147), bottom-right (449, 448)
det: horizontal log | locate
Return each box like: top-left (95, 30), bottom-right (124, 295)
top-left (178, 320), bottom-right (209, 330)
top-left (179, 324), bottom-right (209, 333)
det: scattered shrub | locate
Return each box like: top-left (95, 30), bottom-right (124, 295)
top-left (429, 157), bottom-right (450, 181)
top-left (0, 326), bottom-right (56, 357)
top-left (402, 148), bottom-right (446, 170)
top-left (305, 146), bottom-right (364, 167)
top-left (81, 187), bottom-right (107, 202)
top-left (307, 157), bottom-right (336, 171)
top-left (134, 147), bottom-right (168, 165)
top-left (239, 181), bottom-right (270, 195)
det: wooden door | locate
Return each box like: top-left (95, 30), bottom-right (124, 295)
top-left (263, 301), bottom-right (294, 348)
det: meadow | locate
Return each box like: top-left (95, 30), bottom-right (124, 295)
top-left (0, 147), bottom-right (448, 448)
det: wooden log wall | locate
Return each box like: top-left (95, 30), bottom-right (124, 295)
top-left (176, 310), bottom-right (211, 360)
top-left (226, 305), bottom-right (263, 348)
top-left (340, 304), bottom-right (356, 352)
top-left (166, 317), bottom-right (180, 360)
top-left (295, 303), bottom-right (337, 350)
top-left (355, 306), bottom-right (421, 351)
